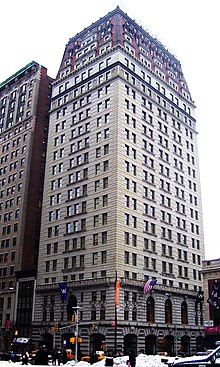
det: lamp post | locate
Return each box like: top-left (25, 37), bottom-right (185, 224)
top-left (72, 306), bottom-right (82, 363)
top-left (0, 287), bottom-right (14, 295)
top-left (175, 323), bottom-right (178, 357)
top-left (166, 293), bottom-right (178, 356)
top-left (53, 319), bottom-right (56, 350)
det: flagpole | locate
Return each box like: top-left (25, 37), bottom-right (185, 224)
top-left (114, 271), bottom-right (117, 356)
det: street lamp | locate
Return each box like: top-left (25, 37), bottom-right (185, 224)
top-left (0, 287), bottom-right (14, 295)
top-left (72, 306), bottom-right (82, 363)
top-left (166, 293), bottom-right (178, 356)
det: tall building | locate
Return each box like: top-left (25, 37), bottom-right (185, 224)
top-left (33, 7), bottom-right (205, 356)
top-left (0, 62), bottom-right (53, 349)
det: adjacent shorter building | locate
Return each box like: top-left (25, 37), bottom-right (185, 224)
top-left (0, 62), bottom-right (53, 350)
top-left (33, 7), bottom-right (205, 356)
top-left (202, 258), bottom-right (220, 348)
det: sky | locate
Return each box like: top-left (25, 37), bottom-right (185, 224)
top-left (0, 0), bottom-right (219, 260)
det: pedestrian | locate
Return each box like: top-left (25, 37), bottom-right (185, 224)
top-left (128, 350), bottom-right (136, 367)
top-left (57, 350), bottom-right (61, 365)
top-left (22, 351), bottom-right (29, 365)
top-left (90, 351), bottom-right (97, 364)
top-left (62, 349), bottom-right (67, 365)
top-left (52, 348), bottom-right (58, 365)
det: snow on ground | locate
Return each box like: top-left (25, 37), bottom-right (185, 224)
top-left (0, 354), bottom-right (179, 367)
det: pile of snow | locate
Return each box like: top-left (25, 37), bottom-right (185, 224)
top-left (66, 354), bottom-right (178, 367)
top-left (0, 354), bottom-right (180, 367)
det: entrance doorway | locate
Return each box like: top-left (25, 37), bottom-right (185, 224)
top-left (124, 334), bottom-right (137, 355)
top-left (145, 334), bottom-right (157, 355)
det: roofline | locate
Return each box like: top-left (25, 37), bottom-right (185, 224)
top-left (0, 61), bottom-right (40, 91)
top-left (66, 6), bottom-right (180, 65)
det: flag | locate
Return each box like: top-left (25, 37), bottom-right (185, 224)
top-left (5, 319), bottom-right (10, 331)
top-left (195, 289), bottom-right (204, 306)
top-left (59, 282), bottom-right (68, 302)
top-left (207, 281), bottom-right (220, 308)
top-left (115, 279), bottom-right (120, 307)
top-left (144, 279), bottom-right (157, 294)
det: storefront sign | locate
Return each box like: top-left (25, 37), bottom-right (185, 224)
top-left (204, 326), bottom-right (219, 333)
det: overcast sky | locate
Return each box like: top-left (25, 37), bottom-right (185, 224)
top-left (1, 0), bottom-right (219, 260)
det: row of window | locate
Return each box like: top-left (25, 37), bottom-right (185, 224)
top-left (57, 67), bottom-right (111, 100)
top-left (47, 210), bottom-right (200, 236)
top-left (0, 196), bottom-right (21, 211)
top-left (0, 251), bottom-right (16, 263)
top-left (124, 102), bottom-right (193, 143)
top-left (124, 71), bottom-right (192, 123)
top-left (1, 237), bottom-right (17, 248)
top-left (144, 255), bottom-right (201, 280)
top-left (41, 294), bottom-right (194, 326)
top-left (0, 157), bottom-right (26, 177)
top-left (2, 223), bottom-right (18, 235)
top-left (0, 265), bottom-right (14, 277)
top-left (2, 209), bottom-right (20, 221)
top-left (43, 265), bottom-right (200, 287)
top-left (0, 181), bottom-right (23, 197)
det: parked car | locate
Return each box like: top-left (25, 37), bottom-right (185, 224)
top-left (81, 351), bottom-right (106, 363)
top-left (171, 344), bottom-right (220, 366)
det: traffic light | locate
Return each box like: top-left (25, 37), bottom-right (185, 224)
top-left (72, 313), bottom-right (76, 322)
top-left (56, 322), bottom-right (59, 333)
top-left (51, 326), bottom-right (54, 334)
top-left (92, 324), bottom-right (95, 332)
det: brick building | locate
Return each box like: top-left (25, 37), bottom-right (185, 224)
top-left (0, 61), bottom-right (53, 349)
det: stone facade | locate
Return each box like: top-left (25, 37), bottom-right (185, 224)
top-left (32, 7), bottom-right (204, 356)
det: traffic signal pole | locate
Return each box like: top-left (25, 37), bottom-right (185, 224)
top-left (75, 311), bottom-right (78, 363)
top-left (73, 306), bottom-right (82, 363)
top-left (53, 319), bottom-right (56, 349)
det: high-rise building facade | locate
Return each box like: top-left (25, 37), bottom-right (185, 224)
top-left (0, 62), bottom-right (53, 349)
top-left (33, 7), bottom-right (205, 356)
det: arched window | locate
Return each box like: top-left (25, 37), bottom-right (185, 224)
top-left (43, 307), bottom-right (47, 322)
top-left (67, 295), bottom-right (77, 321)
top-left (50, 307), bottom-right (54, 322)
top-left (181, 301), bottom-right (188, 324)
top-left (132, 307), bottom-right (137, 321)
top-left (165, 299), bottom-right (172, 323)
top-left (100, 306), bottom-right (105, 320)
top-left (91, 306), bottom-right (96, 321)
top-left (124, 306), bottom-right (129, 320)
top-left (147, 296), bottom-right (155, 322)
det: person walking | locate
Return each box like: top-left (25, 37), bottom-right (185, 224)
top-left (128, 350), bottom-right (136, 367)
top-left (22, 351), bottom-right (29, 365)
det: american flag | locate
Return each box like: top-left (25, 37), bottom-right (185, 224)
top-left (144, 279), bottom-right (157, 294)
